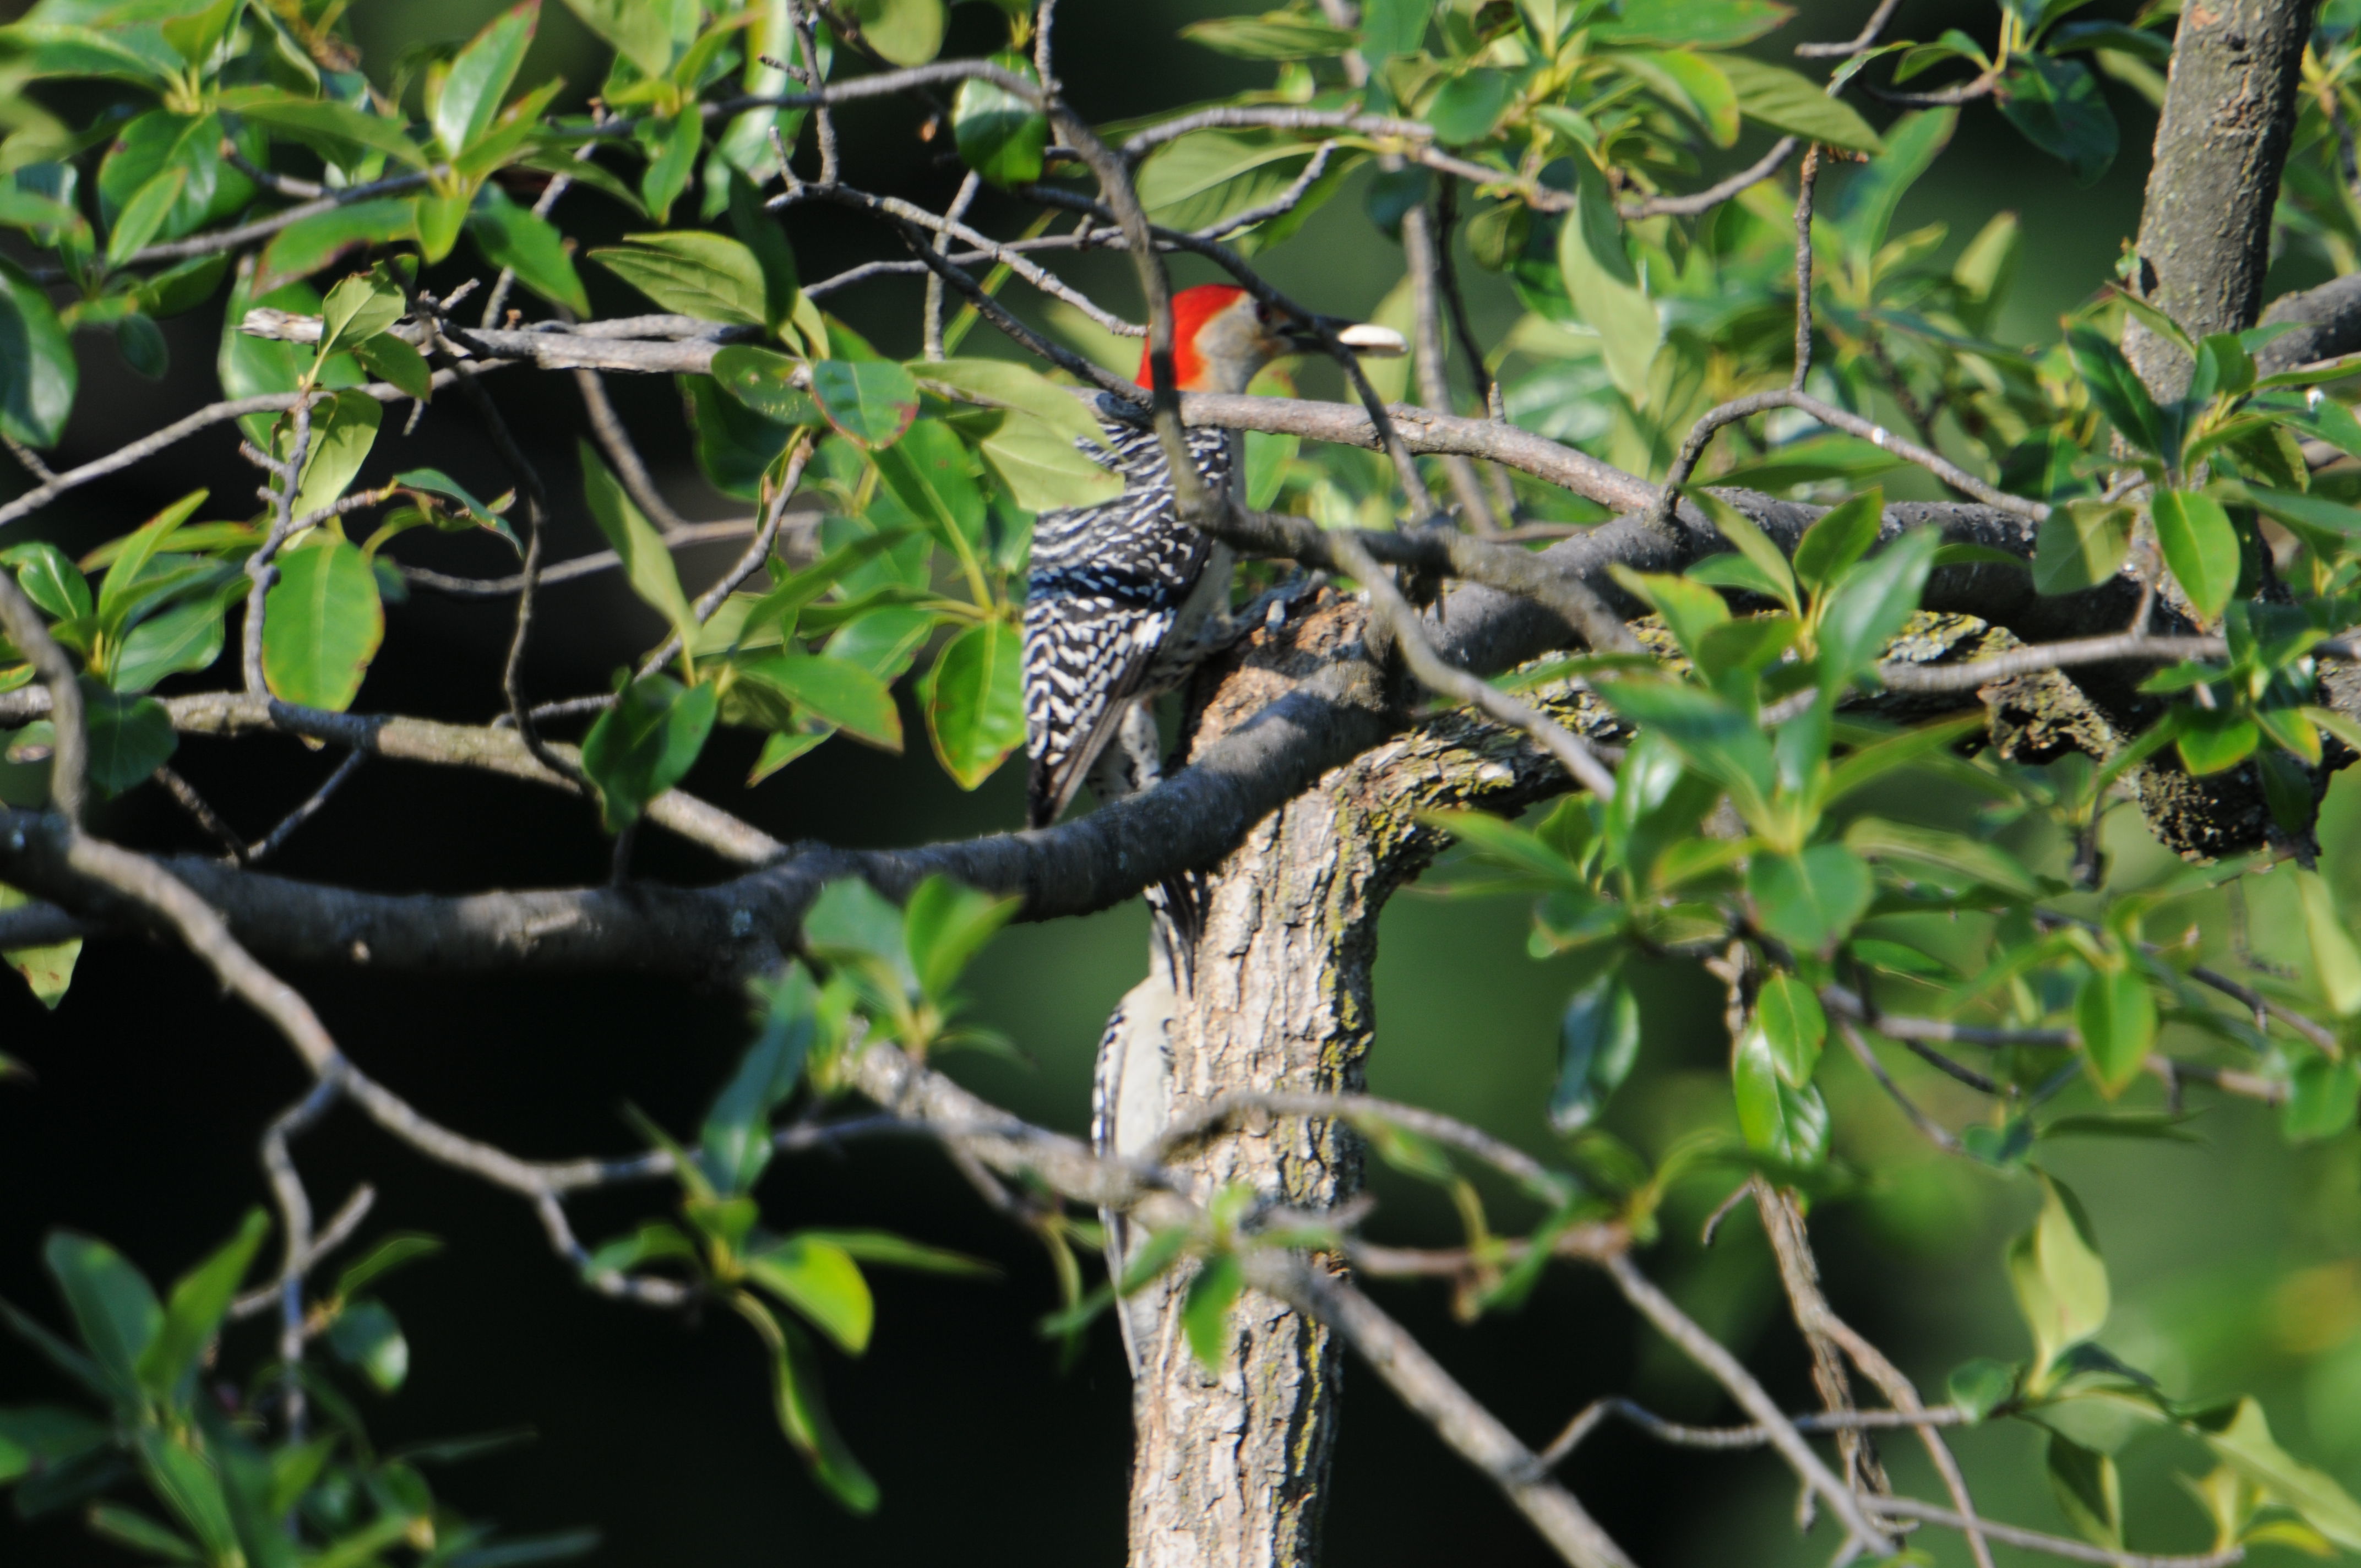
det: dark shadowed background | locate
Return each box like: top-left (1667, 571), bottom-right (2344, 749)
top-left (8, 2), bottom-right (2360, 1564)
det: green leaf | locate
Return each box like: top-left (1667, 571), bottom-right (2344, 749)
top-left (113, 586), bottom-right (233, 694)
top-left (1181, 1254), bottom-right (1243, 1371)
top-left (804, 878), bottom-right (913, 990)
top-left (712, 346), bottom-right (824, 427)
top-left (6, 542), bottom-right (90, 621)
top-left (326, 1298), bottom-right (409, 1392)
top-left (220, 90), bottom-right (429, 168)
top-left (2035, 500), bottom-right (2132, 595)
top-left (1947, 1358), bottom-right (2019, 1422)
top-left (1748, 843), bottom-right (1873, 955)
top-left (639, 109), bottom-right (703, 225)
top-left (262, 540), bottom-right (383, 712)
top-left (252, 198), bottom-right (419, 295)
top-left (1756, 972), bottom-right (1825, 1087)
top-left (315, 270), bottom-right (405, 364)
top-left (2066, 324), bottom-right (2163, 457)
top-left (1732, 1017), bottom-right (1830, 1167)
top-left (1179, 12), bottom-right (1357, 57)
top-left (0, 262), bottom-right (75, 449)
top-left (2283, 1053), bottom-right (2361, 1142)
top-left (2008, 1173), bottom-right (2108, 1377)
top-left (978, 412), bottom-right (1124, 509)
top-left (1998, 54), bottom-right (2117, 187)
top-left (810, 359), bottom-right (920, 450)
top-left (433, 1), bottom-right (536, 158)
top-left (1609, 568), bottom-right (1729, 664)
top-left (1823, 712), bottom-right (1984, 802)
top-left (1685, 489), bottom-right (1800, 613)
top-left (953, 52), bottom-right (1046, 187)
top-left (790, 1229), bottom-right (995, 1277)
top-left (352, 331), bottom-right (433, 402)
top-left (917, 357), bottom-right (1107, 450)
top-left (591, 231), bottom-right (768, 325)
top-left (2075, 962), bottom-right (2155, 1096)
top-left (2151, 488), bottom-right (2240, 622)
top-left (1557, 156), bottom-right (1659, 401)
top-left (1816, 527), bottom-right (1939, 689)
top-left (845, 0), bottom-right (945, 66)
top-left (106, 165), bottom-right (186, 268)
top-left (1594, 678), bottom-right (1775, 820)
top-left (1591, 0), bottom-right (1792, 46)
top-left (133, 1428), bottom-right (238, 1563)
top-left (746, 1296), bottom-right (878, 1511)
top-left (1831, 110), bottom-right (1954, 269)
top-left (918, 622), bottom-right (1024, 790)
top-left (874, 418), bottom-right (986, 555)
top-left (288, 389), bottom-right (382, 519)
top-left (580, 440), bottom-right (695, 646)
top-left (467, 185), bottom-right (589, 316)
top-left (578, 674), bottom-right (717, 833)
top-left (2191, 1398), bottom-right (2361, 1549)
top-left (1843, 816), bottom-right (2041, 898)
top-left (732, 653), bottom-right (902, 751)
top-left (137, 1208), bottom-right (267, 1403)
top-left (1716, 55), bottom-right (1881, 152)
top-left (2295, 868), bottom-right (2361, 1017)
top-left (683, 373), bottom-right (798, 501)
top-left (1427, 68), bottom-right (1513, 145)
top-left (2175, 705), bottom-right (2257, 776)
top-left (1, 879), bottom-right (80, 1008)
top-left (85, 1504), bottom-right (198, 1561)
top-left (1791, 492), bottom-right (1884, 597)
top-left (42, 1230), bottom-right (160, 1401)
top-left (555, 0), bottom-right (674, 75)
top-left (415, 188), bottom-right (469, 264)
top-left (333, 1234), bottom-right (443, 1300)
top-left (2046, 1431), bottom-right (2123, 1549)
top-left (746, 1237), bottom-right (873, 1355)
top-left (902, 874), bottom-right (1018, 1003)
top-left (80, 678), bottom-right (176, 796)
top-left (1551, 965), bottom-right (1642, 1131)
top-left (0, 21), bottom-right (178, 85)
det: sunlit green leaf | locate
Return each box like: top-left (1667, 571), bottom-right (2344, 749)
top-left (262, 539), bottom-right (383, 712)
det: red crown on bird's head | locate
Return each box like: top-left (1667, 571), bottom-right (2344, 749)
top-left (1136, 284), bottom-right (1252, 392)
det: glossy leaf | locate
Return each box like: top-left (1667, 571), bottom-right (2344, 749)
top-left (2008, 1174), bottom-right (2108, 1375)
top-left (1816, 527), bottom-right (1939, 689)
top-left (953, 52), bottom-right (1046, 187)
top-left (978, 412), bottom-right (1124, 509)
top-left (2190, 1398), bottom-right (2361, 1549)
top-left (42, 1229), bottom-right (160, 1399)
top-left (2046, 1431), bottom-right (2123, 1549)
top-left (467, 186), bottom-right (589, 315)
top-left (262, 540), bottom-right (383, 712)
top-left (0, 263), bottom-right (75, 448)
top-left (746, 1237), bottom-right (873, 1355)
top-left (902, 874), bottom-right (1019, 1003)
top-left (1998, 54), bottom-right (2117, 187)
top-left (326, 1298), bottom-right (409, 1392)
top-left (1685, 489), bottom-right (1798, 613)
top-left (2295, 869), bottom-right (2361, 1017)
top-left (712, 346), bottom-right (824, 426)
top-left (579, 674), bottom-right (717, 832)
top-left (1791, 491), bottom-right (1883, 596)
top-left (220, 91), bottom-right (428, 168)
top-left (81, 679), bottom-right (176, 796)
top-left (2035, 501), bottom-right (2132, 595)
top-left (352, 331), bottom-right (433, 402)
top-left (1748, 845), bottom-right (1873, 955)
top-left (1717, 56), bottom-right (1880, 152)
top-left (591, 232), bottom-right (768, 325)
top-left (580, 440), bottom-right (696, 646)
top-left (810, 360), bottom-right (920, 450)
top-left (1732, 1019), bottom-right (1830, 1167)
top-left (1843, 816), bottom-right (2041, 898)
top-left (2076, 962), bottom-right (2154, 1095)
top-left (137, 1208), bottom-right (268, 1403)
top-left (1551, 965), bottom-right (1642, 1131)
top-left (1557, 156), bottom-right (1658, 400)
top-left (845, 0), bottom-right (944, 66)
top-left (2066, 325), bottom-right (2164, 458)
top-left (1182, 1254), bottom-right (1243, 1372)
top-left (556, 0), bottom-right (674, 75)
top-left (1427, 68), bottom-right (1512, 145)
top-left (2152, 489), bottom-right (2240, 622)
top-left (6, 542), bottom-right (90, 622)
top-left (918, 622), bottom-right (1024, 790)
top-left (434, 2), bottom-right (537, 157)
top-left (2283, 1053), bottom-right (2361, 1142)
top-left (1756, 972), bottom-right (1825, 1087)
top-left (1179, 13), bottom-right (1357, 57)
top-left (640, 110), bottom-right (703, 225)
top-left (252, 199), bottom-right (419, 295)
top-left (105, 166), bottom-right (186, 267)
top-left (733, 652), bottom-right (902, 751)
top-left (1591, 0), bottom-right (1792, 47)
top-left (729, 1294), bottom-right (879, 1513)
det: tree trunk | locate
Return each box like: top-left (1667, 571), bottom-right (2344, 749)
top-left (2123, 0), bottom-right (2311, 395)
top-left (1121, 597), bottom-right (1579, 1566)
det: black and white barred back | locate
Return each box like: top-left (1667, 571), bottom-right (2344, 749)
top-left (1021, 416), bottom-right (1234, 829)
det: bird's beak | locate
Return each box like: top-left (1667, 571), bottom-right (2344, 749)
top-left (1276, 315), bottom-right (1407, 359)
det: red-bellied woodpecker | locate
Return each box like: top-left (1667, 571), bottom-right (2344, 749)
top-left (1026, 282), bottom-right (1403, 1373)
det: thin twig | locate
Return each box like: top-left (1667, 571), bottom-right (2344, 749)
top-left (244, 750), bottom-right (367, 864)
top-left (1838, 1018), bottom-right (1965, 1151)
top-left (1623, 137), bottom-right (1802, 220)
top-left (1792, 146), bottom-right (1821, 391)
top-left (227, 1183), bottom-right (376, 1321)
top-left (574, 368), bottom-right (698, 536)
top-left (924, 171), bottom-right (983, 361)
top-left (1796, 0), bottom-right (1907, 56)
top-left (240, 399), bottom-right (315, 695)
top-left (1863, 1496), bottom-right (2243, 1567)
top-left (637, 434), bottom-right (816, 679)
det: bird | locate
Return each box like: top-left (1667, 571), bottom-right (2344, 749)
top-left (1021, 282), bottom-right (1405, 832)
top-left (1021, 281), bottom-right (1403, 1375)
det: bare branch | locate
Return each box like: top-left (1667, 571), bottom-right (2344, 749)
top-left (1796, 0), bottom-right (1907, 56)
top-left (1624, 137), bottom-right (1802, 221)
top-left (1864, 1496), bottom-right (2244, 1567)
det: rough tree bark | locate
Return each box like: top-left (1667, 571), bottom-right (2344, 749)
top-left (1120, 599), bottom-right (1582, 1566)
top-left (2123, 0), bottom-right (2311, 395)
